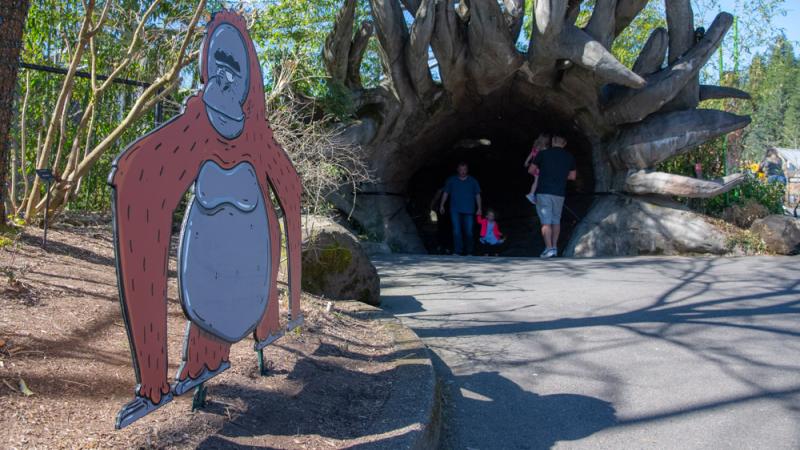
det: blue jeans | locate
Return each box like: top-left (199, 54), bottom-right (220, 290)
top-left (768, 175), bottom-right (787, 185)
top-left (451, 211), bottom-right (474, 255)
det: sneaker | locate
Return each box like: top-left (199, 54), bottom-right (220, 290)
top-left (540, 248), bottom-right (553, 259)
top-left (525, 193), bottom-right (537, 205)
top-left (547, 248), bottom-right (558, 258)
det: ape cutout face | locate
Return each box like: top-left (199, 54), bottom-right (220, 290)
top-left (203, 23), bottom-right (250, 139)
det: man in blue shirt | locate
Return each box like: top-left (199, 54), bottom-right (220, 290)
top-left (439, 162), bottom-right (482, 255)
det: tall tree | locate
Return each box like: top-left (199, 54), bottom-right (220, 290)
top-left (0, 0), bottom-right (31, 224)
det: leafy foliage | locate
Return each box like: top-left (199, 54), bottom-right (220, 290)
top-left (7, 0), bottom-right (204, 215)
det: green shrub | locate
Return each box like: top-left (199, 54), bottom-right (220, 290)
top-left (704, 175), bottom-right (785, 217)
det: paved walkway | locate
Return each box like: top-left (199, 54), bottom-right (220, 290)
top-left (374, 255), bottom-right (800, 449)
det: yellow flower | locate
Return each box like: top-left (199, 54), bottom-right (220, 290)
top-left (757, 172), bottom-right (766, 180)
top-left (749, 163), bottom-right (760, 173)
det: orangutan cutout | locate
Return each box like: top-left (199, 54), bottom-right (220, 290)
top-left (108, 11), bottom-right (302, 429)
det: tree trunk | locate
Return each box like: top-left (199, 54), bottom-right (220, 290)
top-left (323, 0), bottom-right (750, 256)
top-left (0, 0), bottom-right (31, 224)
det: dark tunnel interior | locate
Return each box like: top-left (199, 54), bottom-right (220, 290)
top-left (405, 116), bottom-right (595, 257)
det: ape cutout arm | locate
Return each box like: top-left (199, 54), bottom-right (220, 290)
top-left (109, 107), bottom-right (204, 405)
top-left (253, 126), bottom-right (303, 325)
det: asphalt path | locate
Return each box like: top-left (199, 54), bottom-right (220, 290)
top-left (374, 255), bottom-right (800, 449)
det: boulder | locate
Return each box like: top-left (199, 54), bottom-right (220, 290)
top-left (750, 215), bottom-right (800, 255)
top-left (721, 199), bottom-right (769, 229)
top-left (566, 195), bottom-right (728, 257)
top-left (302, 216), bottom-right (381, 305)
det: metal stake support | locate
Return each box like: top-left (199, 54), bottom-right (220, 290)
top-left (191, 383), bottom-right (207, 411)
top-left (257, 349), bottom-right (268, 376)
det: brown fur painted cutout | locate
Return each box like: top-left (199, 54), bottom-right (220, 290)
top-left (109, 11), bottom-right (302, 429)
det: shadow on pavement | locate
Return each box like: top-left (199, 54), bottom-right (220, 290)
top-left (431, 352), bottom-right (616, 449)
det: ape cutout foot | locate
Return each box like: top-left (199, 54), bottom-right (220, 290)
top-left (254, 331), bottom-right (284, 351)
top-left (115, 392), bottom-right (174, 430)
top-left (191, 383), bottom-right (208, 411)
top-left (287, 316), bottom-right (305, 333)
top-left (173, 361), bottom-right (231, 396)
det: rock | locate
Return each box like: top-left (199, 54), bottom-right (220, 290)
top-left (302, 216), bottom-right (381, 305)
top-left (566, 195), bottom-right (728, 256)
top-left (722, 200), bottom-right (769, 229)
top-left (750, 215), bottom-right (800, 255)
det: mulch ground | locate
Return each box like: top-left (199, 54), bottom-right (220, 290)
top-left (0, 224), bottom-right (396, 449)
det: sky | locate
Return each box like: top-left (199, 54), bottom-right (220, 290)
top-left (717, 0), bottom-right (800, 50)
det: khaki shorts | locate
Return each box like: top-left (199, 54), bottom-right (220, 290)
top-left (536, 194), bottom-right (565, 225)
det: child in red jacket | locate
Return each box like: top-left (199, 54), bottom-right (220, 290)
top-left (476, 209), bottom-right (506, 256)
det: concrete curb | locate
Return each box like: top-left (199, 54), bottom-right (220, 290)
top-left (341, 302), bottom-right (441, 450)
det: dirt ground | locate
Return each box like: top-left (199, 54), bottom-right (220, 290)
top-left (0, 224), bottom-right (397, 449)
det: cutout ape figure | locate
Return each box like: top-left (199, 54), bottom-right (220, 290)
top-left (108, 11), bottom-right (302, 429)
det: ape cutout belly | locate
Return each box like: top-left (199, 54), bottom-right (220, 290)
top-left (178, 160), bottom-right (271, 343)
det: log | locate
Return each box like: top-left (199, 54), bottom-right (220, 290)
top-left (612, 109), bottom-right (751, 169)
top-left (625, 171), bottom-right (746, 198)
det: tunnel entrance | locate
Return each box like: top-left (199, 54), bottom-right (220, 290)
top-left (406, 112), bottom-right (595, 257)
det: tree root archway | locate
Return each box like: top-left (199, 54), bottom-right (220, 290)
top-left (405, 108), bottom-right (595, 256)
top-left (325, 0), bottom-right (752, 257)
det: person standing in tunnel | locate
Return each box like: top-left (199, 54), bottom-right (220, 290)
top-left (440, 162), bottom-right (482, 256)
top-left (529, 134), bottom-right (576, 258)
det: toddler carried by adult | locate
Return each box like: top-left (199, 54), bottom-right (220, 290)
top-left (524, 134), bottom-right (551, 205)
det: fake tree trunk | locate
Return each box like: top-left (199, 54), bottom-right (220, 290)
top-left (324, 0), bottom-right (751, 256)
